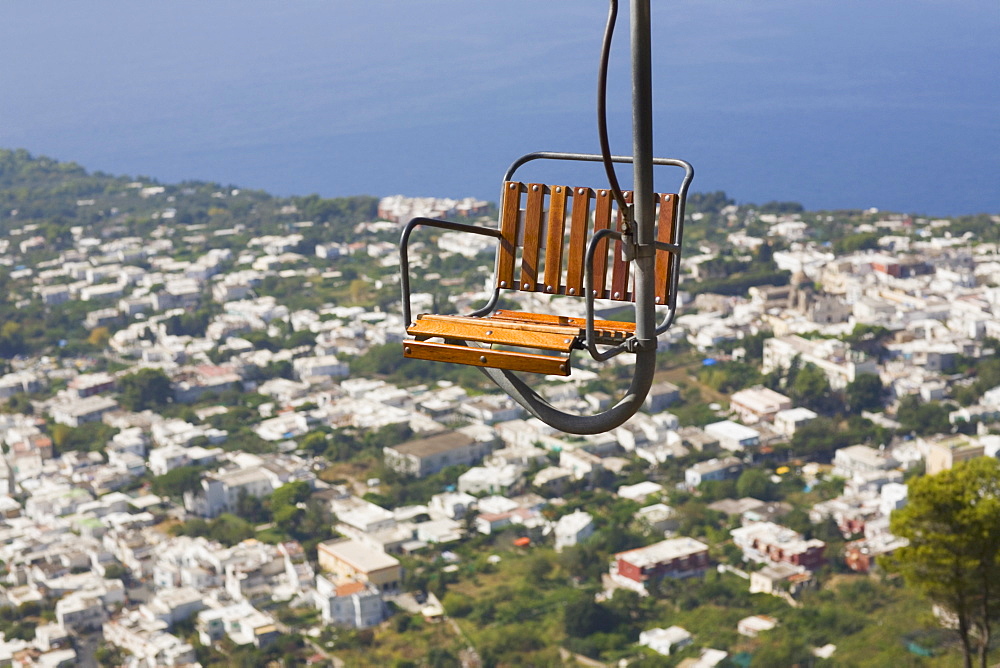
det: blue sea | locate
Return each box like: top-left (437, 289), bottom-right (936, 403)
top-left (1, 1), bottom-right (997, 216)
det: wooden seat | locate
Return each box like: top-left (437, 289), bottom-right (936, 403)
top-left (403, 181), bottom-right (679, 375)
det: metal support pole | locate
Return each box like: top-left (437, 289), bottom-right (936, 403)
top-left (631, 0), bottom-right (657, 351)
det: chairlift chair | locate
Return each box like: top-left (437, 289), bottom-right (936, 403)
top-left (398, 0), bottom-right (693, 434)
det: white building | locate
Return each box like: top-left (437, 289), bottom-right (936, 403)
top-left (773, 407), bottom-right (818, 436)
top-left (617, 481), bottom-right (664, 503)
top-left (49, 395), bottom-right (118, 427)
top-left (638, 626), bottom-right (693, 656)
top-left (293, 355), bottom-right (350, 381)
top-left (103, 612), bottom-right (196, 667)
top-left (704, 421), bottom-right (760, 452)
top-left (197, 601), bottom-right (279, 648)
top-left (684, 457), bottom-right (743, 489)
top-left (737, 614), bottom-right (778, 638)
top-left (185, 467), bottom-right (279, 518)
top-left (429, 491), bottom-right (478, 520)
top-left (833, 445), bottom-right (897, 480)
top-left (140, 587), bottom-right (206, 627)
top-left (554, 510), bottom-right (595, 552)
top-left (314, 575), bottom-right (387, 628)
top-left (56, 595), bottom-right (105, 632)
top-left (763, 335), bottom-right (878, 390)
top-left (729, 386), bottom-right (792, 424)
top-left (457, 464), bottom-right (523, 496)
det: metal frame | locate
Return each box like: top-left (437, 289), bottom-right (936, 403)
top-left (398, 0), bottom-right (692, 434)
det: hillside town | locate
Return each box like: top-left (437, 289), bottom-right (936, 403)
top-left (0, 152), bottom-right (999, 666)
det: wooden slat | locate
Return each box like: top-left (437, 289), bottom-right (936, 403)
top-left (404, 340), bottom-right (571, 376)
top-left (591, 189), bottom-right (613, 299)
top-left (565, 187), bottom-right (591, 297)
top-left (496, 181), bottom-right (522, 289)
top-left (519, 183), bottom-right (545, 292)
top-left (542, 185), bottom-right (568, 294)
top-left (418, 313), bottom-right (579, 336)
top-left (655, 193), bottom-right (678, 306)
top-left (491, 310), bottom-right (636, 335)
top-left (409, 315), bottom-right (577, 350)
top-left (487, 310), bottom-right (629, 345)
top-left (610, 191), bottom-right (632, 301)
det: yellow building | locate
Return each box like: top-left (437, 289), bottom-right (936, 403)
top-left (924, 435), bottom-right (984, 476)
top-left (317, 538), bottom-right (402, 593)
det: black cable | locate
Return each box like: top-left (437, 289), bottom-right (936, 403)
top-left (597, 0), bottom-right (630, 227)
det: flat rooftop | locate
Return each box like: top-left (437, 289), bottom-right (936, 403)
top-left (617, 537), bottom-right (708, 567)
top-left (390, 431), bottom-right (474, 458)
top-left (319, 538), bottom-right (400, 573)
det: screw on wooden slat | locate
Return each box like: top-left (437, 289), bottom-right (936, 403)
top-left (404, 347), bottom-right (411, 354)
top-left (546, 286), bottom-right (553, 293)
top-left (508, 183), bottom-right (516, 189)
top-left (523, 283), bottom-right (530, 289)
top-left (555, 186), bottom-right (562, 193)
top-left (485, 330), bottom-right (492, 336)
top-left (559, 364), bottom-right (567, 373)
top-left (656, 296), bottom-right (662, 304)
top-left (479, 356), bottom-right (487, 364)
top-left (613, 291), bottom-right (621, 299)
top-left (568, 288), bottom-right (576, 295)
top-left (500, 281), bottom-right (507, 288)
top-left (532, 185), bottom-right (539, 192)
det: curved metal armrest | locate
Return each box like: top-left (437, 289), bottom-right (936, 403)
top-left (399, 217), bottom-right (502, 326)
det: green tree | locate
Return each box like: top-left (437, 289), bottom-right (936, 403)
top-left (49, 421), bottom-right (117, 454)
top-left (736, 468), bottom-right (778, 501)
top-left (788, 417), bottom-right (848, 459)
top-left (844, 323), bottom-right (892, 359)
top-left (563, 592), bottom-right (613, 638)
top-left (270, 480), bottom-right (312, 510)
top-left (845, 373), bottom-right (883, 414)
top-left (833, 230), bottom-right (881, 255)
top-left (426, 648), bottom-right (460, 668)
top-left (884, 457), bottom-right (1000, 668)
top-left (299, 431), bottom-right (328, 456)
top-left (0, 321), bottom-right (26, 357)
top-left (94, 643), bottom-right (125, 667)
top-left (699, 361), bottom-right (760, 393)
top-left (896, 394), bottom-right (951, 436)
top-left (698, 479), bottom-right (737, 502)
top-left (151, 465), bottom-right (204, 499)
top-left (790, 363), bottom-right (843, 415)
top-left (118, 368), bottom-right (172, 411)
top-left (235, 492), bottom-right (270, 524)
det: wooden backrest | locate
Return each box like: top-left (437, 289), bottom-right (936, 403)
top-left (496, 181), bottom-right (678, 304)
